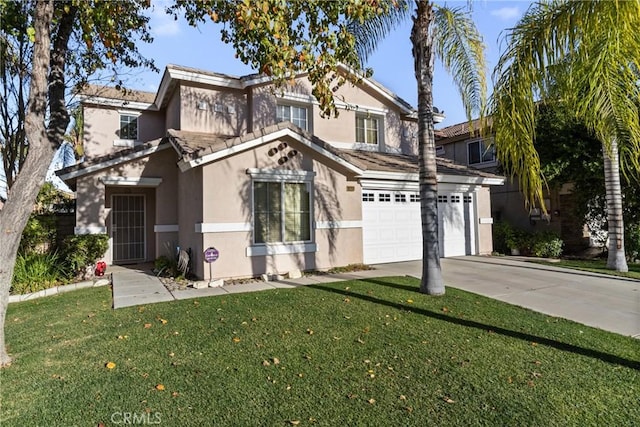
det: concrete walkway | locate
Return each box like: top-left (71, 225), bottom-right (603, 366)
top-left (110, 257), bottom-right (640, 338)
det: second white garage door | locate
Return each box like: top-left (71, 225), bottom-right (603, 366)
top-left (362, 190), bottom-right (476, 264)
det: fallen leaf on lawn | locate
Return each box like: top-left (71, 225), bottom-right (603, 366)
top-left (531, 342), bottom-right (538, 347)
top-left (272, 357), bottom-right (280, 365)
top-left (172, 391), bottom-right (179, 397)
top-left (399, 395), bottom-right (407, 400)
top-left (531, 372), bottom-right (542, 378)
top-left (333, 336), bottom-right (342, 340)
top-left (443, 397), bottom-right (455, 404)
top-left (347, 393), bottom-right (358, 399)
top-left (508, 376), bottom-right (513, 384)
top-left (143, 323), bottom-right (152, 329)
top-left (343, 298), bottom-right (351, 303)
top-left (286, 385), bottom-right (292, 390)
top-left (404, 406), bottom-right (413, 413)
top-left (533, 360), bottom-right (542, 365)
top-left (87, 313), bottom-right (96, 318)
top-left (406, 299), bottom-right (414, 304)
top-left (306, 329), bottom-right (314, 335)
top-left (441, 307), bottom-right (449, 313)
top-left (105, 362), bottom-right (116, 369)
top-left (159, 318), bottom-right (168, 325)
top-left (155, 384), bottom-right (165, 391)
top-left (168, 352), bottom-right (175, 357)
top-left (232, 337), bottom-right (241, 343)
top-left (262, 360), bottom-right (271, 366)
top-left (527, 380), bottom-right (535, 387)
top-left (367, 398), bottom-right (376, 404)
top-left (356, 337), bottom-right (365, 344)
top-left (288, 421), bottom-right (300, 426)
top-left (303, 354), bottom-right (312, 360)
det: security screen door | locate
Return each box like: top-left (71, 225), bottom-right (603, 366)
top-left (112, 194), bottom-right (145, 263)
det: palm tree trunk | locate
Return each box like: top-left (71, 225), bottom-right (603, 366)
top-left (411, 1), bottom-right (444, 295)
top-left (603, 139), bottom-right (628, 272)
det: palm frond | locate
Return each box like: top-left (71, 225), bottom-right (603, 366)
top-left (489, 0), bottom-right (640, 208)
top-left (346, 0), bottom-right (411, 65)
top-left (432, 5), bottom-right (487, 128)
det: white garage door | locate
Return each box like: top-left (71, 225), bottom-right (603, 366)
top-left (362, 190), bottom-right (422, 264)
top-left (363, 190), bottom-right (476, 264)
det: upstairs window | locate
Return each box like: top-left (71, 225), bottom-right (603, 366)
top-left (468, 139), bottom-right (495, 165)
top-left (356, 115), bottom-right (379, 145)
top-left (119, 113), bottom-right (138, 141)
top-left (276, 104), bottom-right (308, 130)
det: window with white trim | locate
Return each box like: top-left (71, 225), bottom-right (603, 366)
top-left (467, 139), bottom-right (496, 165)
top-left (437, 195), bottom-right (448, 203)
top-left (356, 114), bottom-right (379, 145)
top-left (410, 194), bottom-right (420, 203)
top-left (395, 193), bottom-right (407, 203)
top-left (362, 193), bottom-right (375, 202)
top-left (378, 193), bottom-right (391, 202)
top-left (451, 195), bottom-right (461, 203)
top-left (276, 104), bottom-right (308, 130)
top-left (119, 113), bottom-right (138, 141)
top-left (253, 181), bottom-right (311, 243)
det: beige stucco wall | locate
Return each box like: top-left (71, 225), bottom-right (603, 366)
top-left (475, 186), bottom-right (494, 255)
top-left (165, 87), bottom-right (181, 130)
top-left (179, 84), bottom-right (247, 135)
top-left (250, 75), bottom-right (413, 152)
top-left (83, 106), bottom-right (165, 159)
top-left (194, 135), bottom-right (362, 280)
top-left (177, 166), bottom-right (204, 277)
top-left (74, 147), bottom-right (180, 264)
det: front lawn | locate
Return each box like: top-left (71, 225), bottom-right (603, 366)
top-left (1, 277), bottom-right (638, 426)
top-left (533, 258), bottom-right (640, 280)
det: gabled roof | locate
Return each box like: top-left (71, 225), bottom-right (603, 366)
top-left (76, 84), bottom-right (156, 110)
top-left (339, 149), bottom-right (502, 181)
top-left (170, 122), bottom-right (363, 175)
top-left (437, 117), bottom-right (492, 142)
top-left (57, 123), bottom-right (503, 189)
top-left (56, 137), bottom-right (171, 189)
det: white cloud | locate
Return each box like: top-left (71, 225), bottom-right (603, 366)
top-left (490, 6), bottom-right (521, 21)
top-left (149, 1), bottom-right (181, 37)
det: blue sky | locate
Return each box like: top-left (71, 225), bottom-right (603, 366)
top-left (129, 0), bottom-right (530, 128)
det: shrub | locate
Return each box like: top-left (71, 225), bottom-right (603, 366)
top-left (60, 234), bottom-right (109, 279)
top-left (531, 231), bottom-right (564, 258)
top-left (492, 221), bottom-right (514, 254)
top-left (11, 252), bottom-right (65, 294)
top-left (154, 255), bottom-right (179, 277)
top-left (625, 223), bottom-right (640, 262)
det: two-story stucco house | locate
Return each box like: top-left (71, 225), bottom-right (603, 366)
top-left (57, 64), bottom-right (504, 281)
top-left (436, 119), bottom-right (591, 251)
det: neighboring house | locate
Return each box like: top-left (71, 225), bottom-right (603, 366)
top-left (436, 119), bottom-right (590, 251)
top-left (57, 64), bottom-right (504, 281)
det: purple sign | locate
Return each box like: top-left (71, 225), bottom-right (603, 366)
top-left (204, 247), bottom-right (219, 263)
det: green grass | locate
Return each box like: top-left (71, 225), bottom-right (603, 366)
top-left (532, 258), bottom-right (640, 280)
top-left (1, 277), bottom-right (638, 426)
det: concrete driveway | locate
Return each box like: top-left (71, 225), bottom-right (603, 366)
top-left (374, 256), bottom-right (640, 338)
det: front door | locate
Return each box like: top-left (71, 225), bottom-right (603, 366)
top-left (112, 194), bottom-right (145, 263)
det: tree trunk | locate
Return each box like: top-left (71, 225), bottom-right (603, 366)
top-left (603, 139), bottom-right (628, 272)
top-left (411, 1), bottom-right (444, 295)
top-left (0, 0), bottom-right (54, 368)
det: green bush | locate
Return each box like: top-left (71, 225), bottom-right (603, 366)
top-left (19, 215), bottom-right (57, 254)
top-left (154, 255), bottom-right (179, 277)
top-left (625, 223), bottom-right (640, 262)
top-left (531, 231), bottom-right (564, 258)
top-left (11, 252), bottom-right (65, 294)
top-left (60, 234), bottom-right (109, 278)
top-left (492, 221), bottom-right (514, 254)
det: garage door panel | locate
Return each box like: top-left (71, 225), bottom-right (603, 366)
top-left (363, 189), bottom-right (476, 264)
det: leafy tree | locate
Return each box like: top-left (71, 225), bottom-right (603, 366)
top-left (0, 0), bottom-right (31, 191)
top-left (170, 0), bottom-right (487, 295)
top-left (490, 0), bottom-right (640, 272)
top-left (0, 0), bottom-right (155, 367)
